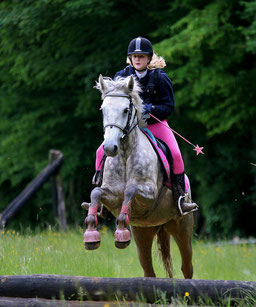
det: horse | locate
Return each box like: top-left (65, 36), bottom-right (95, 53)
top-left (83, 75), bottom-right (195, 279)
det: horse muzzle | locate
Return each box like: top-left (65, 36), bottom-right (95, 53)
top-left (103, 141), bottom-right (119, 157)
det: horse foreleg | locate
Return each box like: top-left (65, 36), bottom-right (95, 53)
top-left (132, 226), bottom-right (159, 277)
top-left (84, 187), bottom-right (103, 250)
top-left (115, 184), bottom-right (138, 249)
top-left (171, 216), bottom-right (194, 279)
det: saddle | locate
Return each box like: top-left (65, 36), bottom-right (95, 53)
top-left (140, 128), bottom-right (172, 188)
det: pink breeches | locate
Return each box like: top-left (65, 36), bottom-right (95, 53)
top-left (95, 120), bottom-right (184, 175)
top-left (95, 144), bottom-right (104, 170)
top-left (146, 120), bottom-right (184, 174)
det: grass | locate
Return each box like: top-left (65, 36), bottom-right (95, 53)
top-left (0, 226), bottom-right (256, 281)
top-left (0, 226), bottom-right (255, 305)
top-left (1, 226), bottom-right (255, 281)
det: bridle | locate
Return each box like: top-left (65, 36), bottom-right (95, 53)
top-left (102, 93), bottom-right (139, 139)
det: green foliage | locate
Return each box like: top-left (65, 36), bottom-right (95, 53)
top-left (154, 0), bottom-right (256, 237)
top-left (0, 0), bottom-right (255, 237)
top-left (0, 0), bottom-right (173, 227)
top-left (242, 0), bottom-right (256, 53)
top-left (156, 1), bottom-right (256, 135)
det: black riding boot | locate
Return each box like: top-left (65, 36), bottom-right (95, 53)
top-left (92, 170), bottom-right (103, 187)
top-left (172, 173), bottom-right (198, 216)
top-left (92, 154), bottom-right (107, 187)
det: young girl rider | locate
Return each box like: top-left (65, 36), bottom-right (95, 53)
top-left (93, 37), bottom-right (197, 215)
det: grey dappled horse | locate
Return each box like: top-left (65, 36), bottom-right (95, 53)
top-left (83, 75), bottom-right (194, 278)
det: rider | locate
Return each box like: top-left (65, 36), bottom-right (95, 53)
top-left (93, 37), bottom-right (197, 215)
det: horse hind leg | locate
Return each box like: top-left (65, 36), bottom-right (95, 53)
top-left (132, 226), bottom-right (159, 277)
top-left (115, 184), bottom-right (138, 249)
top-left (83, 187), bottom-right (103, 250)
top-left (171, 216), bottom-right (194, 279)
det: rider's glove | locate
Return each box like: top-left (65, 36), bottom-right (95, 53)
top-left (143, 103), bottom-right (153, 115)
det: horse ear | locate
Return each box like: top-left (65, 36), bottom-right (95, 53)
top-left (98, 74), bottom-right (105, 92)
top-left (127, 76), bottom-right (134, 92)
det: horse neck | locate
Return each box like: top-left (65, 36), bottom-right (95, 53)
top-left (119, 126), bottom-right (140, 160)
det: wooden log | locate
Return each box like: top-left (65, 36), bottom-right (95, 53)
top-left (0, 151), bottom-right (63, 228)
top-left (0, 297), bottom-right (149, 307)
top-left (0, 275), bottom-right (255, 304)
top-left (49, 150), bottom-right (67, 231)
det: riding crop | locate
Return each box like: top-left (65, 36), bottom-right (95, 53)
top-left (149, 113), bottom-right (204, 156)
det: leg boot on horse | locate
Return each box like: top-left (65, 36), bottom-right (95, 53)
top-left (83, 187), bottom-right (103, 250)
top-left (114, 185), bottom-right (138, 249)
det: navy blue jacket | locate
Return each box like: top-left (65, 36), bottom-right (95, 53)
top-left (114, 65), bottom-right (175, 124)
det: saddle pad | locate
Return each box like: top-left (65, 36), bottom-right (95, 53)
top-left (140, 127), bottom-right (171, 188)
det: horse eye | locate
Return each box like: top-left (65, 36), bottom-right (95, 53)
top-left (124, 108), bottom-right (129, 114)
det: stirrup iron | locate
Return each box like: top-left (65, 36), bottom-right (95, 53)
top-left (178, 195), bottom-right (199, 216)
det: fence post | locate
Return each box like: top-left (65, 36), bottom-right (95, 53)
top-left (49, 150), bottom-right (67, 231)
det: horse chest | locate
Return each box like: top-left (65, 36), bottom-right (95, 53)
top-left (103, 157), bottom-right (126, 192)
top-left (128, 149), bottom-right (157, 180)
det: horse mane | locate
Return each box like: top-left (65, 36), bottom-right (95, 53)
top-left (95, 76), bottom-right (146, 127)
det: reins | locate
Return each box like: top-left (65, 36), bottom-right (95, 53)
top-left (102, 93), bottom-right (140, 139)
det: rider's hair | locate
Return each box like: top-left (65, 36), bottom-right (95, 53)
top-left (148, 53), bottom-right (166, 70)
top-left (126, 53), bottom-right (166, 70)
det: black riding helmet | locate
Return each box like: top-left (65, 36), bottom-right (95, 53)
top-left (127, 37), bottom-right (153, 69)
top-left (128, 37), bottom-right (153, 56)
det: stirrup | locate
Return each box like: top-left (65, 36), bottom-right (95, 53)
top-left (178, 195), bottom-right (199, 216)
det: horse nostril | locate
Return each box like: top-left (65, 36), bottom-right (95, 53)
top-left (113, 145), bottom-right (118, 152)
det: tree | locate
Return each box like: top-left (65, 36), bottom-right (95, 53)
top-left (0, 0), bottom-right (255, 237)
top-left (154, 0), bottom-right (256, 237)
top-left (0, 0), bottom-right (172, 227)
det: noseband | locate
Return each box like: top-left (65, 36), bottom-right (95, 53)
top-left (102, 93), bottom-right (138, 139)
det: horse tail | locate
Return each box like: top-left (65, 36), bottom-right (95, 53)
top-left (157, 226), bottom-right (172, 278)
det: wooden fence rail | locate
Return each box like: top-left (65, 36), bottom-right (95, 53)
top-left (0, 150), bottom-right (66, 230)
top-left (0, 275), bottom-right (255, 304)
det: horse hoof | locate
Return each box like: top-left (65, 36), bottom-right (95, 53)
top-left (115, 240), bottom-right (131, 249)
top-left (114, 228), bottom-right (131, 249)
top-left (84, 229), bottom-right (101, 250)
top-left (85, 241), bottom-right (101, 250)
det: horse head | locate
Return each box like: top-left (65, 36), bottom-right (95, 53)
top-left (95, 75), bottom-right (143, 157)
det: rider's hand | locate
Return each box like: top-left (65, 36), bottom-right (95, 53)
top-left (143, 103), bottom-right (153, 114)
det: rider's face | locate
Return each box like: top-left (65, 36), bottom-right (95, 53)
top-left (131, 54), bottom-right (150, 72)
